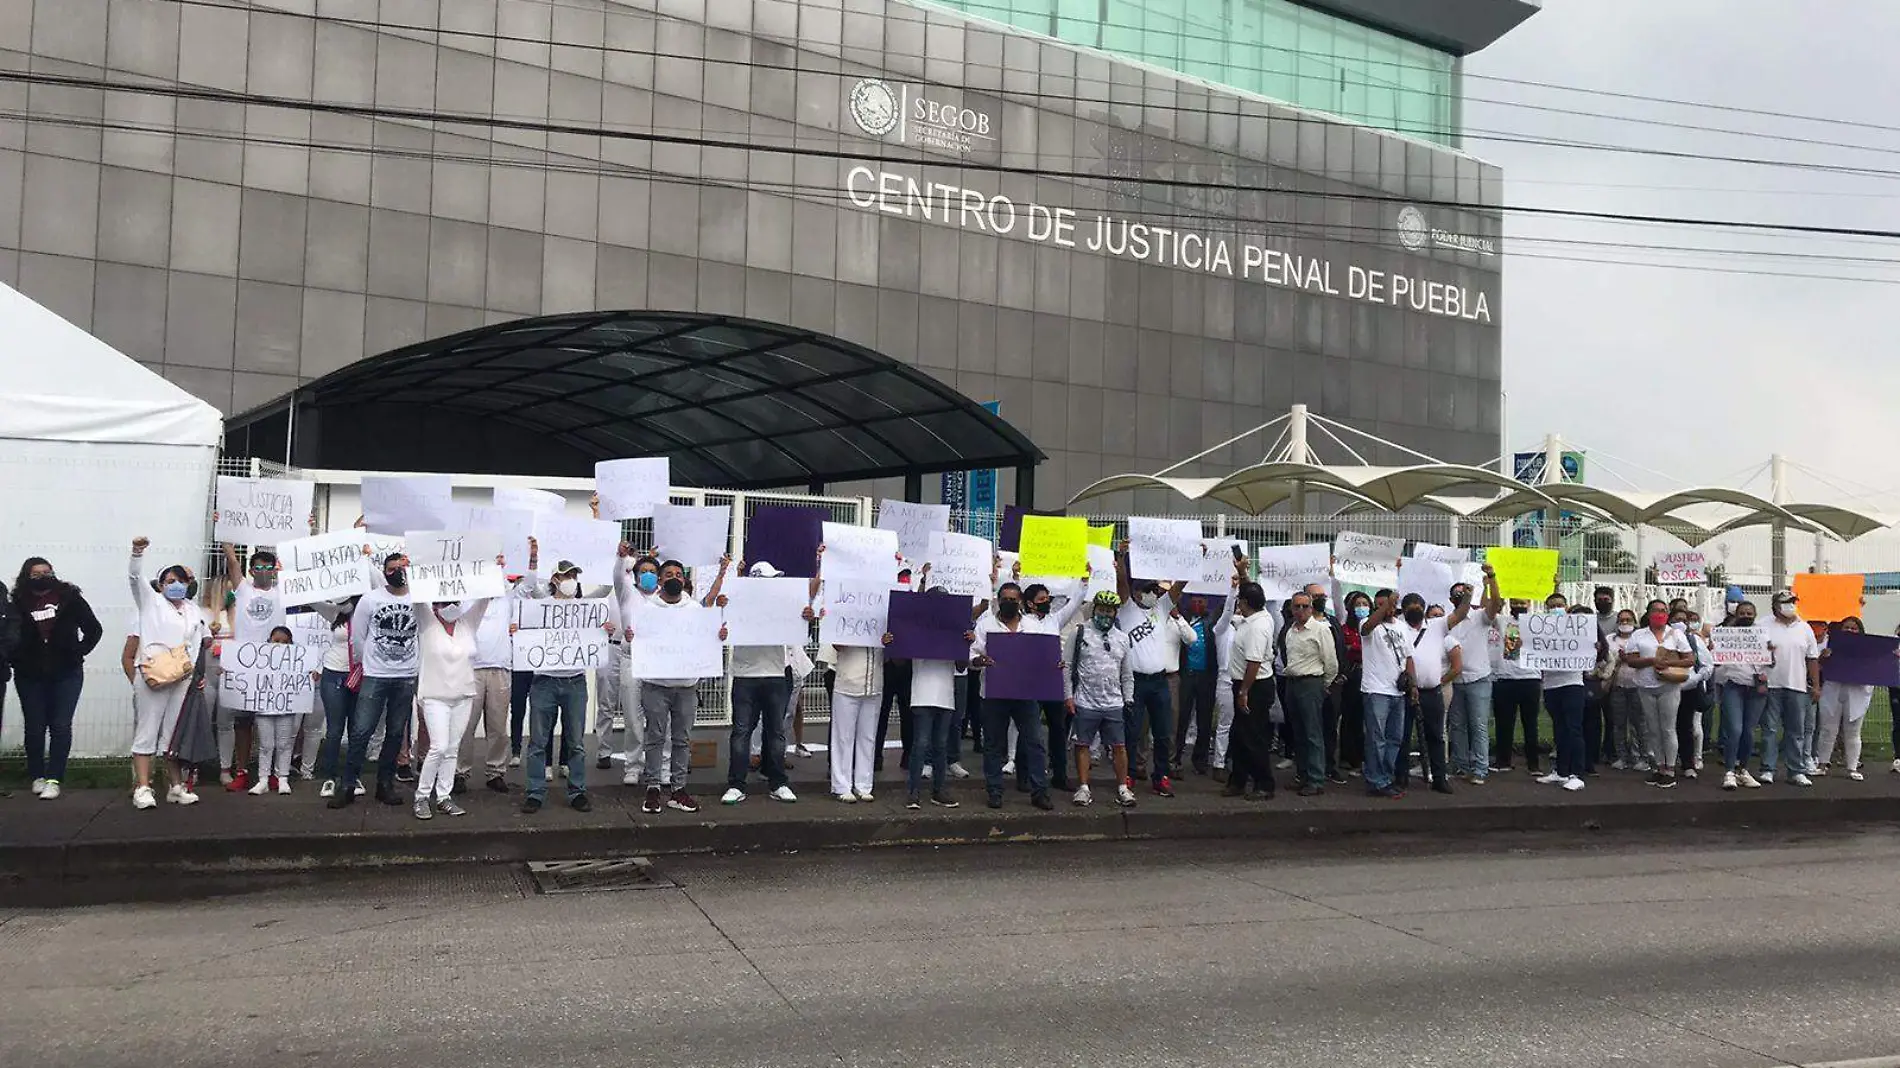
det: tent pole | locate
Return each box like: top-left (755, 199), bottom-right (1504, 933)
top-left (284, 397), bottom-right (297, 469)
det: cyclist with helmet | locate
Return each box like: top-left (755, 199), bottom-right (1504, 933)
top-left (1068, 590), bottom-right (1138, 807)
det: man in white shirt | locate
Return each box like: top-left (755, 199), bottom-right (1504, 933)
top-left (1393, 591), bottom-right (1462, 795)
top-left (722, 561), bottom-right (806, 806)
top-left (1760, 590), bottom-right (1821, 785)
top-left (1447, 566), bottom-right (1501, 784)
top-left (519, 549), bottom-right (614, 814)
top-left (333, 552), bottom-right (419, 809)
top-left (1115, 565), bottom-right (1198, 797)
top-left (1358, 590), bottom-right (1411, 798)
top-left (1278, 591), bottom-right (1339, 796)
top-left (633, 558), bottom-right (727, 815)
top-left (1222, 582), bottom-right (1279, 800)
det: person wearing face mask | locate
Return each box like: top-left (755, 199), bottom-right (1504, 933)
top-left (1113, 545), bottom-right (1197, 797)
top-left (516, 543), bottom-right (622, 814)
top-left (1714, 600), bottom-right (1767, 790)
top-left (1068, 590), bottom-right (1139, 807)
top-left (904, 565), bottom-right (972, 809)
top-left (1392, 592), bottom-right (1461, 795)
top-left (1171, 590), bottom-right (1222, 777)
top-left (1603, 609), bottom-right (1646, 771)
top-left (330, 550), bottom-right (423, 809)
top-left (1019, 582), bottom-right (1072, 792)
top-left (816, 546), bottom-right (896, 805)
top-left (1534, 600), bottom-right (1595, 792)
top-left (10, 557), bottom-right (103, 800)
top-left (1356, 590), bottom-right (1414, 799)
top-left (245, 625), bottom-right (303, 796)
top-left (1593, 587), bottom-right (1618, 639)
top-left (1446, 566), bottom-right (1501, 786)
top-left (1671, 610), bottom-right (1712, 779)
top-left (970, 578), bottom-right (1070, 810)
top-left (610, 552), bottom-right (662, 785)
top-left (1620, 600), bottom-right (1692, 788)
top-left (1335, 590), bottom-right (1371, 774)
top-left (127, 537), bottom-right (210, 809)
top-left (1224, 582), bottom-right (1279, 800)
top-left (409, 554), bottom-right (504, 819)
top-left (628, 558), bottom-right (726, 814)
top-left (1814, 616), bottom-right (1875, 781)
top-left (1489, 600), bottom-right (1544, 776)
top-left (214, 543), bottom-right (288, 793)
top-left (457, 567), bottom-right (535, 797)
top-left (1758, 591), bottom-right (1820, 786)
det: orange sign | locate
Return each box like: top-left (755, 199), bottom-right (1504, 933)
top-left (1791, 572), bottom-right (1864, 623)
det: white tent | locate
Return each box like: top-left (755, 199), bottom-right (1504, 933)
top-left (0, 282), bottom-right (222, 758)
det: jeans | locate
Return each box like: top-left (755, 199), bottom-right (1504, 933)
top-left (525, 674), bottom-right (588, 801)
top-left (982, 697), bottom-right (1046, 799)
top-left (16, 668), bottom-right (83, 782)
top-left (1546, 685), bottom-right (1586, 778)
top-left (1285, 676), bottom-right (1328, 785)
top-left (1174, 667), bottom-right (1218, 771)
top-left (346, 675), bottom-right (416, 790)
top-left (908, 705), bottom-right (954, 797)
top-left (1362, 692), bottom-right (1406, 791)
top-left (949, 672), bottom-right (976, 763)
top-left (1491, 677), bottom-right (1542, 770)
top-left (1410, 686), bottom-right (1449, 787)
top-left (1763, 687), bottom-right (1809, 775)
top-left (1447, 677), bottom-right (1493, 779)
top-left (1719, 682), bottom-right (1767, 770)
top-left (640, 683), bottom-right (697, 788)
top-left (315, 668), bottom-right (356, 781)
top-left (1125, 673), bottom-right (1174, 786)
top-left (1226, 679), bottom-right (1278, 795)
top-left (728, 676), bottom-right (790, 790)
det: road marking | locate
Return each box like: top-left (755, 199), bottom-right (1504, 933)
top-left (1779, 1058), bottom-right (1900, 1068)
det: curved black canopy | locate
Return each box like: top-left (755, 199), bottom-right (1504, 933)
top-left (225, 312), bottom-right (1043, 489)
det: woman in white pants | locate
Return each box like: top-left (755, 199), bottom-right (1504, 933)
top-left (413, 589), bottom-right (496, 819)
top-left (1815, 617), bottom-right (1876, 780)
top-left (127, 538), bottom-right (210, 809)
top-left (822, 635), bottom-right (893, 802)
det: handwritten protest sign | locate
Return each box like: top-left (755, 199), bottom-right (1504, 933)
top-left (818, 581), bottom-right (892, 649)
top-left (1186, 539), bottom-right (1247, 596)
top-left (876, 500), bottom-right (950, 561)
top-left (1710, 627), bottom-right (1771, 666)
top-left (404, 531), bottom-right (503, 602)
top-left (1409, 543), bottom-right (1470, 568)
top-left (1083, 544), bottom-right (1118, 599)
top-left (1396, 559), bottom-right (1458, 610)
top-left (219, 640), bottom-right (315, 715)
top-left (1128, 517), bottom-right (1204, 581)
top-left (1088, 524), bottom-right (1116, 548)
top-left (1520, 612), bottom-right (1597, 671)
top-left (286, 610), bottom-right (332, 656)
top-left (493, 485), bottom-right (565, 517)
top-left (1653, 550), bottom-right (1707, 585)
top-left (1792, 572), bottom-right (1864, 623)
top-left (595, 458), bottom-right (669, 520)
top-left (718, 577), bottom-right (812, 647)
top-left (534, 515), bottom-right (619, 579)
top-left (1486, 547), bottom-right (1560, 601)
top-left (1255, 543), bottom-right (1333, 601)
top-left (1017, 516), bottom-right (1087, 578)
top-left (279, 531), bottom-right (373, 607)
top-left (215, 477), bottom-right (314, 545)
top-left (923, 531), bottom-right (992, 600)
top-left (1332, 532), bottom-right (1403, 589)
top-left (628, 601), bottom-right (726, 679)
top-left (361, 475), bottom-right (452, 536)
top-left (452, 505), bottom-right (532, 574)
top-left (821, 522), bottom-right (901, 584)
top-left (513, 597), bottom-right (611, 672)
top-left (654, 503), bottom-right (730, 565)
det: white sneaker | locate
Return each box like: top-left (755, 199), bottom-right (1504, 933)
top-left (248, 776), bottom-right (269, 796)
top-left (219, 770), bottom-right (235, 786)
top-left (132, 785), bottom-right (157, 809)
top-left (1792, 773), bottom-right (1813, 787)
top-left (320, 779), bottom-right (337, 799)
top-left (509, 755), bottom-right (522, 769)
top-left (1738, 769), bottom-right (1761, 789)
top-left (1562, 776), bottom-right (1585, 792)
top-left (1891, 758), bottom-right (1900, 774)
top-left (174, 787), bottom-right (200, 806)
top-left (1721, 771), bottom-right (1738, 791)
top-left (854, 790), bottom-right (874, 803)
top-left (1073, 784), bottom-right (1093, 806)
top-left (1850, 770), bottom-right (1865, 781)
top-left (835, 792), bottom-right (857, 804)
top-left (1611, 759), bottom-right (1628, 771)
top-left (1116, 783), bottom-right (1138, 807)
top-left (1002, 760), bottom-right (1016, 775)
top-left (30, 778), bottom-right (46, 797)
top-left (1536, 771), bottom-right (1565, 785)
top-left (39, 781), bottom-right (60, 800)
top-left (949, 762), bottom-right (971, 779)
top-left (1683, 767), bottom-right (1698, 780)
top-left (720, 787), bottom-right (745, 805)
top-left (796, 744), bottom-right (814, 758)
top-left (166, 783), bottom-right (186, 804)
top-left (354, 782), bottom-right (367, 796)
top-left (276, 777), bottom-right (292, 795)
top-left (1759, 771), bottom-right (1774, 785)
top-left (622, 769), bottom-right (642, 787)
top-left (770, 785), bottom-right (798, 803)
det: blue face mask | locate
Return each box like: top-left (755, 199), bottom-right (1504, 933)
top-left (163, 581), bottom-right (190, 602)
top-left (1352, 605), bottom-right (1370, 621)
top-left (637, 571), bottom-right (659, 594)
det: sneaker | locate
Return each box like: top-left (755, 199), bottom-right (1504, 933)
top-left (354, 782), bottom-right (367, 796)
top-left (1001, 760), bottom-right (1016, 775)
top-left (1298, 784), bottom-right (1324, 797)
top-left (1722, 771), bottom-right (1738, 791)
top-left (796, 744), bottom-right (814, 758)
top-left (395, 764), bottom-right (417, 783)
top-left (451, 773), bottom-right (468, 796)
top-left (1116, 783), bottom-right (1138, 807)
top-left (1738, 769), bottom-right (1761, 789)
top-left (226, 769), bottom-right (252, 793)
top-left (435, 798), bottom-right (467, 817)
top-left (1850, 770), bottom-right (1866, 781)
top-left (1792, 773), bottom-right (1813, 787)
top-left (596, 756), bottom-right (613, 771)
top-left (930, 792), bottom-right (959, 809)
top-left (1562, 776), bottom-right (1585, 792)
top-left (38, 780), bottom-right (60, 800)
top-left (721, 788), bottom-right (745, 806)
top-left (249, 776), bottom-right (270, 796)
top-left (623, 769), bottom-right (643, 787)
top-left (571, 793), bottom-right (593, 812)
top-left (1536, 771), bottom-right (1565, 785)
top-left (1327, 772), bottom-right (1349, 785)
top-left (949, 762), bottom-right (971, 780)
top-left (132, 784), bottom-right (158, 809)
top-left (1466, 775), bottom-right (1486, 786)
top-left (508, 754), bottom-right (522, 769)
top-left (487, 776), bottom-right (510, 793)
top-left (30, 778), bottom-right (46, 797)
top-left (521, 797), bottom-right (543, 814)
top-left (1030, 792), bottom-right (1054, 811)
top-left (276, 777), bottom-right (292, 796)
top-left (165, 783), bottom-right (185, 804)
top-left (906, 792), bottom-right (922, 810)
top-left (413, 796), bottom-right (434, 820)
top-left (835, 793), bottom-right (857, 804)
top-left (668, 789), bottom-right (699, 813)
top-left (1073, 784), bottom-right (1093, 807)
top-left (855, 790), bottom-right (875, 803)
top-left (1610, 759), bottom-right (1628, 771)
top-left (643, 787), bottom-right (664, 814)
top-left (176, 787), bottom-right (200, 805)
top-left (320, 779), bottom-right (337, 799)
top-left (1153, 777), bottom-right (1175, 798)
top-left (1683, 767), bottom-right (1698, 780)
top-left (1275, 757), bottom-right (1294, 770)
top-left (770, 785), bottom-right (798, 803)
top-left (327, 790), bottom-right (356, 810)
top-left (219, 769), bottom-right (235, 786)
top-left (1643, 771), bottom-right (1665, 786)
top-left (1650, 775), bottom-right (1677, 790)
top-left (1759, 771), bottom-right (1775, 785)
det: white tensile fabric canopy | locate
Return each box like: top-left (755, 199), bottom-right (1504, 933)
top-left (1066, 462), bottom-right (1553, 516)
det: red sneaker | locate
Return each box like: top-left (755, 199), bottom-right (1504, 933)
top-left (1153, 776), bottom-right (1176, 798)
top-left (668, 788), bottom-right (700, 813)
top-left (226, 769), bottom-right (252, 793)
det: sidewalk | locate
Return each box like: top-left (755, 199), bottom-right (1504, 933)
top-left (5, 757), bottom-right (1896, 882)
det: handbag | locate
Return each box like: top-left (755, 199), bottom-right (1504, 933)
top-left (140, 643), bottom-right (194, 687)
top-left (344, 618), bottom-right (363, 692)
top-left (1657, 665), bottom-right (1691, 685)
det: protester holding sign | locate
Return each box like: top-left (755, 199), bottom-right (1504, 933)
top-left (242, 626), bottom-right (304, 796)
top-left (1066, 590), bottom-right (1139, 808)
top-left (719, 560), bottom-right (809, 807)
top-left (127, 538), bottom-right (210, 810)
top-left (1114, 543), bottom-right (1197, 795)
top-left (10, 556), bottom-right (103, 802)
top-left (1391, 591), bottom-right (1462, 795)
top-left (411, 556), bottom-right (504, 820)
top-left (458, 575), bottom-right (525, 796)
top-left (1620, 599), bottom-right (1692, 789)
top-left (903, 565), bottom-right (973, 809)
top-left (1224, 582), bottom-right (1280, 800)
top-left (628, 559), bottom-right (729, 816)
top-left (1815, 617), bottom-right (1878, 781)
top-left (517, 540), bottom-right (616, 814)
top-left (1712, 600), bottom-right (1769, 790)
top-left (1759, 591), bottom-right (1821, 786)
top-left (1533, 596), bottom-right (1593, 793)
top-left (970, 584), bottom-right (1059, 810)
top-left (216, 541), bottom-right (287, 794)
top-left (331, 550), bottom-right (421, 810)
top-left (1446, 566), bottom-right (1501, 786)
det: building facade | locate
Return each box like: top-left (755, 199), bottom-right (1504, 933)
top-left (0, 0), bottom-right (1529, 513)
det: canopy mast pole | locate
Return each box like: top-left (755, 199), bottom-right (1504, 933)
top-left (1288, 405), bottom-right (1310, 544)
top-left (1770, 453), bottom-right (1788, 590)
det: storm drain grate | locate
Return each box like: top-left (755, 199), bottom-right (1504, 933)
top-left (525, 858), bottom-right (676, 895)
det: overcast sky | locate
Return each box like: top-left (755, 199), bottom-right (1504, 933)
top-left (1464, 0), bottom-right (1900, 509)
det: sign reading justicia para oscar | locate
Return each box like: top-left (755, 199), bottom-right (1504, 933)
top-left (844, 166), bottom-right (1494, 324)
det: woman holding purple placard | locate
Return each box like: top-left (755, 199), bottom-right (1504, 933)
top-left (1815, 616), bottom-right (1877, 780)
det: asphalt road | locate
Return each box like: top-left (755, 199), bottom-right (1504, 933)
top-left (5, 831), bottom-right (1900, 1068)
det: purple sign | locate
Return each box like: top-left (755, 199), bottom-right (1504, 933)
top-left (1822, 630), bottom-right (1900, 687)
top-left (885, 591), bottom-right (975, 662)
top-left (999, 505), bottom-right (1060, 553)
top-left (983, 631), bottom-right (1064, 701)
top-left (744, 505), bottom-right (826, 579)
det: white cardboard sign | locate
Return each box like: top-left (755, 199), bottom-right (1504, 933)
top-left (214, 477), bottom-right (314, 545)
top-left (279, 531), bottom-right (373, 607)
top-left (404, 531), bottom-right (504, 602)
top-left (595, 458), bottom-right (670, 520)
top-left (361, 475), bottom-right (453, 536)
top-left (513, 597), bottom-right (612, 672)
top-left (1127, 517), bottom-right (1203, 582)
top-left (653, 503), bottom-right (731, 565)
top-left (876, 500), bottom-right (950, 561)
top-left (1520, 612), bottom-right (1598, 672)
top-left (818, 580), bottom-right (892, 649)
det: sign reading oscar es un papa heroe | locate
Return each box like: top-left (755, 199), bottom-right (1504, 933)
top-left (844, 166), bottom-right (1494, 324)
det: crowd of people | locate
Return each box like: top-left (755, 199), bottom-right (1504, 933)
top-left (0, 520), bottom-right (1889, 815)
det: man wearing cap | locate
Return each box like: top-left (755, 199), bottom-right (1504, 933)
top-left (720, 560), bottom-right (805, 806)
top-left (1760, 590), bottom-right (1820, 786)
top-left (517, 540), bottom-right (616, 813)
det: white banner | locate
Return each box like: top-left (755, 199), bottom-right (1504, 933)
top-left (1186, 538), bottom-right (1247, 596)
top-left (493, 484), bottom-right (566, 517)
top-left (218, 639), bottom-right (316, 715)
top-left (1255, 542), bottom-right (1332, 601)
top-left (876, 500), bottom-right (950, 561)
top-left (279, 531), bottom-right (373, 607)
top-left (1409, 542), bottom-right (1471, 568)
top-left (1127, 517), bottom-right (1203, 581)
top-left (818, 580), bottom-right (892, 648)
top-left (923, 531), bottom-right (992, 600)
top-left (653, 503), bottom-right (731, 564)
top-left (1653, 550), bottom-right (1708, 585)
top-left (404, 531), bottom-right (504, 602)
top-left (1711, 626), bottom-right (1771, 665)
top-left (361, 475), bottom-right (453, 536)
top-left (628, 602), bottom-right (726, 679)
top-left (595, 457), bottom-right (670, 520)
top-left (534, 515), bottom-right (620, 580)
top-left (512, 597), bottom-right (612, 672)
top-left (1397, 559), bottom-right (1458, 610)
top-left (821, 522), bottom-right (901, 583)
top-left (285, 610), bottom-right (333, 657)
top-left (453, 506), bottom-right (533, 574)
top-left (1520, 612), bottom-right (1598, 672)
top-left (214, 477), bottom-right (314, 545)
top-left (1083, 543), bottom-right (1119, 599)
top-left (719, 577), bottom-right (813, 646)
top-left (1333, 531), bottom-right (1404, 589)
